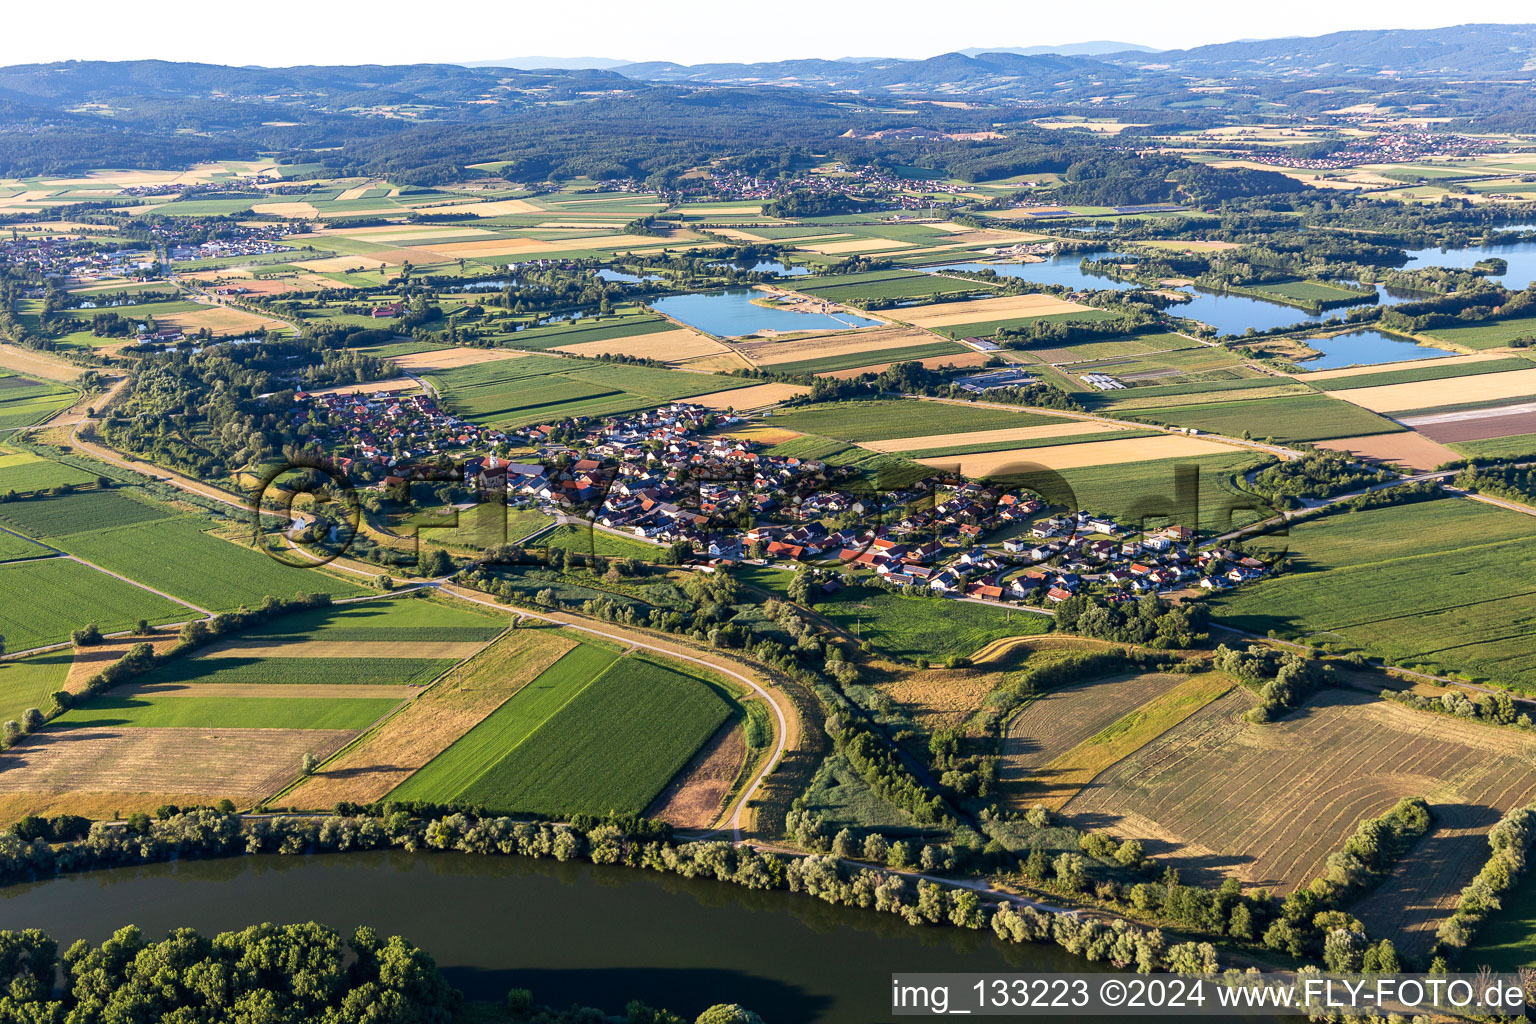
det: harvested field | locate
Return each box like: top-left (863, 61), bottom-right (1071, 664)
top-left (1335, 368), bottom-right (1536, 414)
top-left (1064, 688), bottom-right (1536, 941)
top-left (689, 382), bottom-right (810, 410)
top-left (1017, 674), bottom-right (1233, 810)
top-left (251, 202), bottom-right (319, 218)
top-left (201, 639), bottom-right (487, 660)
top-left (440, 198), bottom-right (544, 217)
top-left (918, 433), bottom-right (1239, 475)
top-left (554, 327), bottom-right (729, 361)
top-left (645, 719), bottom-right (747, 829)
top-left (306, 378), bottom-right (420, 397)
top-left (294, 255), bottom-right (391, 274)
top-left (796, 237), bottom-right (913, 254)
top-left (1315, 432), bottom-right (1460, 471)
top-left (65, 635), bottom-right (181, 692)
top-left (416, 238), bottom-right (555, 258)
top-left (0, 344), bottom-right (79, 383)
top-left (159, 306), bottom-right (290, 337)
top-left (877, 665), bottom-right (1004, 731)
top-left (734, 327), bottom-right (941, 367)
top-left (0, 727), bottom-right (354, 799)
top-left (1000, 672), bottom-right (1191, 801)
top-left (0, 792), bottom-right (220, 828)
top-left (900, 293), bottom-right (1091, 329)
top-left (389, 347), bottom-right (527, 372)
top-left (862, 420), bottom-right (1126, 453)
top-left (1403, 401), bottom-right (1536, 443)
top-left (711, 229), bottom-right (769, 241)
top-left (284, 627), bottom-right (575, 807)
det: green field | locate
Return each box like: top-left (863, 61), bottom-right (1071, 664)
top-left (0, 529), bottom-right (49, 563)
top-left (55, 694), bottom-right (401, 730)
top-left (1051, 451), bottom-right (1276, 535)
top-left (1127, 392), bottom-right (1404, 442)
top-left (1420, 316), bottom-right (1536, 350)
top-left (1451, 432), bottom-right (1536, 460)
top-left (531, 523), bottom-right (663, 560)
top-left (739, 566), bottom-right (1051, 661)
top-left (927, 307), bottom-right (1123, 341)
top-left (0, 557), bottom-right (187, 651)
top-left (454, 657), bottom-right (733, 816)
top-left (0, 651), bottom-right (71, 725)
top-left (1307, 356), bottom-right (1536, 391)
top-left (793, 270), bottom-right (1000, 305)
top-left (900, 428), bottom-right (1162, 459)
top-left (767, 341), bottom-right (971, 376)
top-left (239, 594), bottom-right (505, 642)
top-left (133, 656), bottom-right (458, 687)
top-left (768, 400), bottom-right (1067, 442)
top-left (388, 643), bottom-right (621, 802)
top-left (58, 517), bottom-right (367, 611)
top-left (1210, 498), bottom-right (1536, 689)
top-left (0, 489), bottom-right (168, 539)
top-left (1463, 869), bottom-right (1536, 970)
top-left (0, 450), bottom-right (97, 494)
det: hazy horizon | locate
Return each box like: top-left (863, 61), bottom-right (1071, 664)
top-left (1, 1), bottom-right (1532, 68)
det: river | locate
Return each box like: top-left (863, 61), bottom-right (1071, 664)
top-left (0, 850), bottom-right (1114, 1021)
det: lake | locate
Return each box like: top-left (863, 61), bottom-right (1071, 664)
top-left (650, 289), bottom-right (883, 336)
top-left (0, 850), bottom-right (1113, 1022)
top-left (1403, 237), bottom-right (1536, 291)
top-left (709, 260), bottom-right (811, 277)
top-left (922, 253), bottom-right (1138, 292)
top-left (1293, 330), bottom-right (1458, 371)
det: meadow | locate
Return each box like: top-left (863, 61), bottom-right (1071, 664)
top-left (1210, 498), bottom-right (1536, 688)
top-left (767, 341), bottom-right (971, 376)
top-left (792, 270), bottom-right (1000, 305)
top-left (0, 652), bottom-right (70, 727)
top-left (133, 655), bottom-right (458, 687)
top-left (1421, 316), bottom-right (1536, 350)
top-left (54, 694), bottom-right (401, 730)
top-left (0, 449), bottom-right (96, 494)
top-left (0, 530), bottom-right (48, 563)
top-left (1308, 356), bottom-right (1536, 391)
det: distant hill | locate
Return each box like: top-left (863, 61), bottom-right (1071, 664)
top-left (463, 56), bottom-right (633, 70)
top-left (1103, 23), bottom-right (1536, 76)
top-left (957, 42), bottom-right (1157, 57)
top-left (613, 50), bottom-right (1119, 94)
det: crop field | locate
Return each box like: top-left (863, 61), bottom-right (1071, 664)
top-left (1307, 355), bottom-right (1536, 391)
top-left (0, 557), bottom-right (186, 650)
top-left (898, 429), bottom-right (1162, 460)
top-left (1127, 392), bottom-right (1404, 441)
top-left (0, 449), bottom-right (95, 494)
top-left (690, 382), bottom-right (810, 410)
top-left (132, 655), bottom-right (458, 687)
top-left (899, 293), bottom-right (1094, 330)
top-left (554, 326), bottom-right (730, 363)
top-left (771, 342), bottom-right (972, 376)
top-left (0, 530), bottom-right (48, 563)
top-left (1034, 451), bottom-right (1273, 534)
top-left (1000, 671), bottom-right (1189, 797)
top-left (287, 626), bottom-right (576, 806)
top-left (238, 594), bottom-right (506, 642)
top-left (54, 694), bottom-right (400, 730)
top-left (1244, 279), bottom-right (1372, 305)
top-left (1210, 499), bottom-right (1536, 688)
top-left (1330, 367), bottom-right (1536, 414)
top-left (451, 657), bottom-right (733, 817)
top-left (768, 399), bottom-right (1067, 442)
top-left (428, 350), bottom-right (750, 428)
top-left (388, 644), bottom-right (621, 803)
top-left (1450, 431), bottom-right (1536, 459)
top-left (1067, 688), bottom-right (1536, 955)
top-left (859, 421), bottom-right (1128, 454)
top-left (733, 326), bottom-right (952, 368)
top-left (792, 270), bottom-right (1000, 304)
top-left (1420, 316), bottom-right (1536, 350)
top-left (0, 489), bottom-right (168, 539)
top-left (58, 518), bottom-right (368, 611)
top-left (0, 652), bottom-right (70, 727)
top-left (917, 433), bottom-right (1243, 477)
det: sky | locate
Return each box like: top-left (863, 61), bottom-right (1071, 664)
top-left (0, 1), bottom-right (1532, 66)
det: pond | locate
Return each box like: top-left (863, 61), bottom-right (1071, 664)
top-left (1292, 330), bottom-right (1458, 371)
top-left (920, 252), bottom-right (1137, 292)
top-left (456, 278), bottom-right (516, 291)
top-left (707, 260), bottom-right (812, 277)
top-left (649, 288), bottom-right (883, 337)
top-left (595, 268), bottom-right (666, 284)
top-left (0, 851), bottom-right (1121, 1023)
top-left (1403, 237), bottom-right (1536, 291)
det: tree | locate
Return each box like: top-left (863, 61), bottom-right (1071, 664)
top-left (20, 708), bottom-right (42, 733)
top-left (71, 623), bottom-right (102, 646)
top-left (695, 1006), bottom-right (764, 1024)
top-left (1, 721), bottom-right (19, 746)
top-left (301, 752), bottom-right (318, 776)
